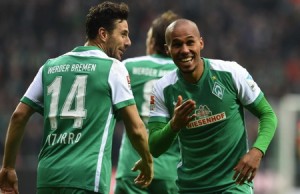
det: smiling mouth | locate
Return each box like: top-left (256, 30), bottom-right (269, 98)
top-left (120, 48), bottom-right (126, 54)
top-left (180, 57), bottom-right (193, 62)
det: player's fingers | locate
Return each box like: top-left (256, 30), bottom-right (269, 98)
top-left (136, 179), bottom-right (151, 188)
top-left (233, 164), bottom-right (243, 182)
top-left (134, 173), bottom-right (144, 182)
top-left (247, 170), bottom-right (256, 182)
top-left (134, 178), bottom-right (146, 186)
top-left (13, 184), bottom-right (19, 194)
top-left (131, 159), bottom-right (142, 172)
top-left (232, 171), bottom-right (239, 180)
top-left (180, 101), bottom-right (195, 116)
top-left (188, 114), bottom-right (196, 122)
top-left (175, 95), bottom-right (183, 107)
top-left (238, 168), bottom-right (252, 185)
top-left (232, 166), bottom-right (241, 180)
top-left (131, 165), bottom-right (137, 172)
top-left (1, 188), bottom-right (14, 194)
top-left (235, 165), bottom-right (252, 185)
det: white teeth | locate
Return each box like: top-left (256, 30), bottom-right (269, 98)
top-left (181, 57), bottom-right (192, 62)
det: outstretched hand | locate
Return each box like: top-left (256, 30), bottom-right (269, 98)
top-left (233, 148), bottom-right (263, 185)
top-left (170, 95), bottom-right (196, 132)
top-left (0, 168), bottom-right (19, 194)
top-left (131, 158), bottom-right (154, 188)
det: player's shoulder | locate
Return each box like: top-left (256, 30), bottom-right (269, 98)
top-left (123, 55), bottom-right (174, 65)
top-left (123, 55), bottom-right (152, 63)
top-left (155, 69), bottom-right (178, 88)
top-left (62, 46), bottom-right (119, 64)
top-left (206, 58), bottom-right (245, 73)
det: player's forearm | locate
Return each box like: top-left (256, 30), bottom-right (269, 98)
top-left (148, 122), bottom-right (178, 158)
top-left (246, 97), bottom-right (278, 154)
top-left (253, 109), bottom-right (277, 154)
top-left (126, 122), bottom-right (152, 163)
top-left (122, 105), bottom-right (153, 162)
top-left (3, 126), bottom-right (24, 168)
top-left (3, 105), bottom-right (32, 168)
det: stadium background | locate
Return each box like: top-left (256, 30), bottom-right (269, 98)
top-left (0, 0), bottom-right (299, 193)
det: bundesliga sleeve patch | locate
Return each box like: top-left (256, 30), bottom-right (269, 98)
top-left (150, 95), bottom-right (155, 111)
top-left (126, 75), bottom-right (132, 90)
top-left (246, 74), bottom-right (257, 91)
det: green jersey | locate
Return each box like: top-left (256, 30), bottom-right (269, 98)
top-left (149, 58), bottom-right (263, 193)
top-left (21, 46), bottom-right (135, 194)
top-left (116, 54), bottom-right (180, 180)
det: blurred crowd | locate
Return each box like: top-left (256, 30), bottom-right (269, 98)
top-left (0, 0), bottom-right (299, 190)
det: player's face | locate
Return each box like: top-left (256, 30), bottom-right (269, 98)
top-left (165, 23), bottom-right (203, 74)
top-left (106, 20), bottom-right (131, 60)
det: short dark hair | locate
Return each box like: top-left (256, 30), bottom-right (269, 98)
top-left (85, 1), bottom-right (129, 40)
top-left (151, 10), bottom-right (179, 56)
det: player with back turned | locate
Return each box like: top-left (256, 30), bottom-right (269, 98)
top-left (0, 2), bottom-right (153, 194)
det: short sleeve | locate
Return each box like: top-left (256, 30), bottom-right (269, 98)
top-left (231, 62), bottom-right (262, 105)
top-left (22, 66), bottom-right (44, 107)
top-left (149, 78), bottom-right (170, 123)
top-left (108, 60), bottom-right (135, 110)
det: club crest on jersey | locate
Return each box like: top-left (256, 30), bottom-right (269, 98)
top-left (187, 105), bottom-right (226, 129)
top-left (150, 95), bottom-right (155, 110)
top-left (212, 81), bottom-right (225, 100)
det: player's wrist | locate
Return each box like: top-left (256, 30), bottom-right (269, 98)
top-left (1, 166), bottom-right (15, 171)
top-left (142, 153), bottom-right (153, 164)
top-left (250, 147), bottom-right (264, 158)
top-left (170, 120), bottom-right (180, 132)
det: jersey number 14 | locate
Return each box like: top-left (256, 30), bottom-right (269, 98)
top-left (47, 75), bottom-right (87, 130)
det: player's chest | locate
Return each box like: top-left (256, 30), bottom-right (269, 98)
top-left (165, 76), bottom-right (238, 116)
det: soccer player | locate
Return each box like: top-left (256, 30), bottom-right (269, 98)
top-left (114, 11), bottom-right (180, 194)
top-left (148, 19), bottom-right (278, 193)
top-left (0, 2), bottom-right (153, 194)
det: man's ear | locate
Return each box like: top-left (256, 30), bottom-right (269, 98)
top-left (164, 44), bottom-right (170, 56)
top-left (147, 37), bottom-right (155, 55)
top-left (98, 27), bottom-right (108, 42)
top-left (199, 37), bottom-right (204, 50)
top-left (149, 37), bottom-right (155, 50)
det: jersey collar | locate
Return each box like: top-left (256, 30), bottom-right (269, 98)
top-left (63, 46), bottom-right (108, 58)
top-left (177, 57), bottom-right (209, 87)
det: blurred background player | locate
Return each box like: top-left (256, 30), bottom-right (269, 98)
top-left (114, 10), bottom-right (180, 194)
